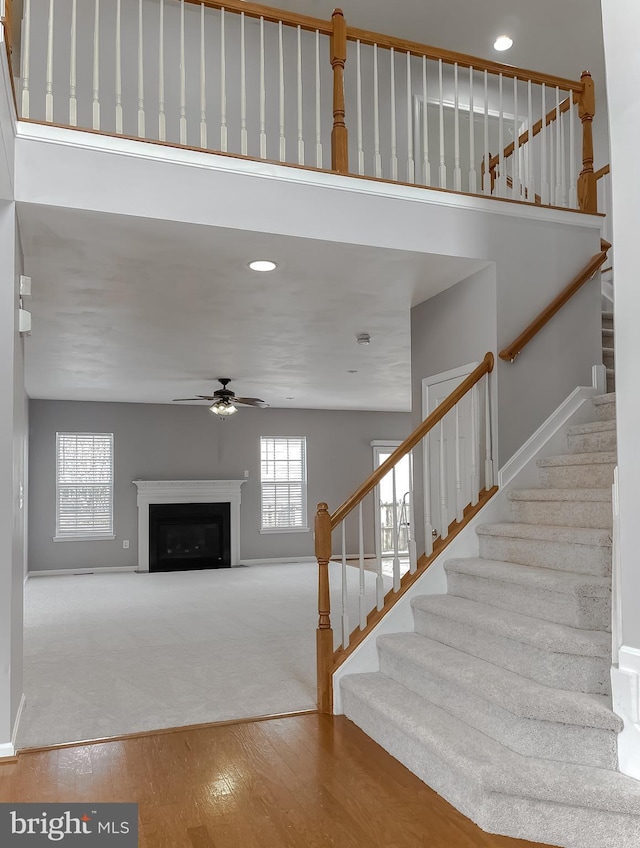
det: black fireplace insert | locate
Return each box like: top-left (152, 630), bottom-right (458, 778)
top-left (148, 502), bottom-right (231, 572)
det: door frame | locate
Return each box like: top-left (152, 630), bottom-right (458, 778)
top-left (371, 440), bottom-right (403, 561)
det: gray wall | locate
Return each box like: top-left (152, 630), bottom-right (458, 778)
top-left (28, 400), bottom-right (411, 571)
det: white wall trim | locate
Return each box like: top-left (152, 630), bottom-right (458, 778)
top-left (612, 646), bottom-right (640, 780)
top-left (133, 479), bottom-right (245, 570)
top-left (239, 556), bottom-right (316, 566)
top-left (11, 694), bottom-right (25, 751)
top-left (15, 122), bottom-right (603, 229)
top-left (0, 741), bottom-right (16, 759)
top-left (27, 566), bottom-right (138, 578)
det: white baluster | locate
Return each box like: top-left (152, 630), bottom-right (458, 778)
top-left (341, 521), bottom-right (349, 649)
top-left (453, 63), bottom-right (461, 191)
top-left (391, 465), bottom-right (400, 591)
top-left (438, 59), bottom-right (446, 188)
top-left (296, 26), bottom-right (304, 164)
top-left (485, 373), bottom-right (493, 489)
top-left (259, 16), bottom-right (266, 157)
top-left (69, 0), bottom-right (77, 126)
top-left (358, 503), bottom-right (366, 630)
top-left (455, 402), bottom-right (463, 522)
top-left (116, 0), bottom-right (123, 134)
top-left (356, 40), bottom-right (364, 175)
top-left (45, 0), bottom-right (54, 122)
top-left (422, 55), bottom-right (430, 186)
top-left (240, 12), bottom-right (247, 155)
top-left (423, 433), bottom-right (433, 556)
top-left (569, 90), bottom-right (576, 208)
top-left (389, 48), bottom-right (398, 181)
top-left (439, 418), bottom-right (448, 540)
top-left (179, 0), bottom-right (187, 145)
top-left (278, 21), bottom-right (285, 162)
top-left (497, 74), bottom-right (505, 197)
top-left (376, 546), bottom-right (384, 610)
top-left (549, 120), bottom-right (556, 207)
top-left (526, 80), bottom-right (534, 202)
top-left (471, 384), bottom-right (479, 505)
top-left (21, 0), bottom-right (31, 118)
top-left (408, 450), bottom-right (417, 574)
top-left (541, 83), bottom-right (549, 204)
top-left (220, 8), bottom-right (227, 152)
top-left (483, 70), bottom-right (490, 194)
top-left (315, 30), bottom-right (322, 168)
top-left (513, 76), bottom-right (519, 199)
top-left (373, 44), bottom-right (381, 177)
top-left (137, 0), bottom-right (145, 138)
top-left (92, 0), bottom-right (100, 130)
top-left (158, 0), bottom-right (165, 140)
top-left (560, 96), bottom-right (567, 206)
top-left (555, 86), bottom-right (561, 205)
top-left (200, 4), bottom-right (207, 149)
top-left (468, 66), bottom-right (476, 193)
top-left (406, 51), bottom-right (414, 183)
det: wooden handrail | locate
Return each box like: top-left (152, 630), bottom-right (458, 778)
top-left (595, 164), bottom-right (610, 181)
top-left (499, 240), bottom-right (611, 363)
top-left (1, 0), bottom-right (12, 54)
top-left (329, 352), bottom-right (494, 529)
top-left (346, 26), bottom-right (583, 92)
top-left (186, 0), bottom-right (332, 35)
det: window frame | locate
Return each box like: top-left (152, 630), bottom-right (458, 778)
top-left (54, 431), bottom-right (116, 542)
top-left (259, 436), bottom-right (309, 534)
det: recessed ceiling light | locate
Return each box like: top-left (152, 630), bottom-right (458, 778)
top-left (356, 333), bottom-right (371, 345)
top-left (249, 260), bottom-right (277, 272)
top-left (493, 35), bottom-right (513, 51)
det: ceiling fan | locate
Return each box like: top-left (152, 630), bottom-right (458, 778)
top-left (173, 378), bottom-right (269, 417)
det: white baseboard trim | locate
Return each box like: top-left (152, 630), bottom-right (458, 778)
top-left (499, 367), bottom-right (603, 489)
top-left (11, 694), bottom-right (26, 751)
top-left (239, 556), bottom-right (316, 566)
top-left (27, 566), bottom-right (139, 578)
top-left (612, 646), bottom-right (640, 780)
top-left (0, 741), bottom-right (16, 760)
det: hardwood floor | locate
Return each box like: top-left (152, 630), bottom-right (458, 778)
top-left (0, 713), bottom-right (554, 847)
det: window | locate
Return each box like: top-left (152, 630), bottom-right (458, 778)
top-left (260, 436), bottom-right (308, 532)
top-left (55, 432), bottom-right (114, 540)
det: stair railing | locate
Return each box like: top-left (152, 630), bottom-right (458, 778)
top-left (315, 352), bottom-right (497, 713)
top-left (499, 239), bottom-right (611, 363)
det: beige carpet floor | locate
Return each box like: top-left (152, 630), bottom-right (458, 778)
top-left (18, 561), bottom-right (396, 749)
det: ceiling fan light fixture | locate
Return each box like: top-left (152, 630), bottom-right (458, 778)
top-left (209, 399), bottom-right (237, 416)
top-left (249, 259), bottom-right (277, 272)
top-left (493, 34), bottom-right (513, 51)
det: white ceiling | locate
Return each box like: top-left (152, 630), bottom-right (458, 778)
top-left (19, 0), bottom-right (606, 412)
top-left (19, 203), bottom-right (487, 410)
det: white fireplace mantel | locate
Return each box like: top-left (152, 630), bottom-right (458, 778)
top-left (133, 480), bottom-right (246, 571)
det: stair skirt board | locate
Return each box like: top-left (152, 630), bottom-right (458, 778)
top-left (340, 391), bottom-right (640, 847)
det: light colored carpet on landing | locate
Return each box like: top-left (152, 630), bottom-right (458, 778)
top-left (18, 562), bottom-right (392, 750)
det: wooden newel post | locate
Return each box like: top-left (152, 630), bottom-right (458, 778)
top-left (577, 70), bottom-right (597, 214)
top-left (330, 8), bottom-right (348, 174)
top-left (315, 502), bottom-right (334, 714)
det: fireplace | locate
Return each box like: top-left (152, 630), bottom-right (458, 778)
top-left (133, 480), bottom-right (246, 571)
top-left (148, 502), bottom-right (231, 572)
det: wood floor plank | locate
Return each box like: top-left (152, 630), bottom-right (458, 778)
top-left (0, 714), bottom-right (555, 848)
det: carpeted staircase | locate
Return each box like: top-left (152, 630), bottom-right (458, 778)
top-left (341, 384), bottom-right (640, 847)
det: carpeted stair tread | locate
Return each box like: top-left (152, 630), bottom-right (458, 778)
top-left (477, 522), bottom-right (612, 548)
top-left (592, 392), bottom-right (616, 406)
top-left (377, 632), bottom-right (620, 731)
top-left (537, 451), bottom-right (616, 467)
top-left (445, 558), bottom-right (611, 597)
top-left (566, 420), bottom-right (616, 436)
top-left (411, 594), bottom-right (611, 658)
top-left (508, 488), bottom-right (611, 502)
top-left (341, 672), bottom-right (640, 817)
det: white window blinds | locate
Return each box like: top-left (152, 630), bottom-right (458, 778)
top-left (56, 432), bottom-right (114, 538)
top-left (260, 436), bottom-right (307, 530)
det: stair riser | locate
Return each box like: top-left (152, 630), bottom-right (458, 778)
top-left (593, 400), bottom-right (616, 421)
top-left (509, 499), bottom-right (613, 530)
top-left (378, 647), bottom-right (618, 769)
top-left (342, 684), bottom-right (636, 848)
top-left (478, 535), bottom-right (611, 577)
top-left (538, 463), bottom-right (616, 488)
top-left (567, 431), bottom-right (617, 453)
top-left (603, 349), bottom-right (614, 369)
top-left (446, 571), bottom-right (611, 631)
top-left (413, 608), bottom-right (611, 694)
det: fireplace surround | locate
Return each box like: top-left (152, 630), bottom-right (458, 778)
top-left (133, 480), bottom-right (245, 571)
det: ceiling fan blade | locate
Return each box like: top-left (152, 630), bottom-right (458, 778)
top-left (233, 397), bottom-right (269, 407)
top-left (172, 396), bottom-right (216, 402)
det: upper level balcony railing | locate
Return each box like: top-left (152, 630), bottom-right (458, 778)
top-left (2, 0), bottom-right (599, 213)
